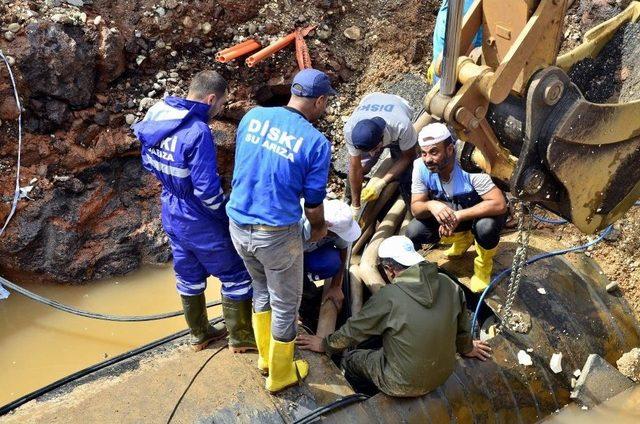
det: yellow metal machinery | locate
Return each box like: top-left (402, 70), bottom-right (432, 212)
top-left (419, 0), bottom-right (640, 234)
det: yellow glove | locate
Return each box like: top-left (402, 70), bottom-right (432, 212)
top-left (426, 62), bottom-right (435, 85)
top-left (361, 177), bottom-right (387, 203)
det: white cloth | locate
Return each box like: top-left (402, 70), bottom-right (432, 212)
top-left (344, 92), bottom-right (417, 156)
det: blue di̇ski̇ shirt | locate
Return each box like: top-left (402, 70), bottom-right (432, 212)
top-left (226, 106), bottom-right (331, 227)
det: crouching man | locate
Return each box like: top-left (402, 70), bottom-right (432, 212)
top-left (134, 71), bottom-right (255, 352)
top-left (300, 200), bottom-right (361, 325)
top-left (406, 123), bottom-right (508, 293)
top-left (297, 236), bottom-right (491, 397)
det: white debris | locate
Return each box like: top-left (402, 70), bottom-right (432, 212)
top-left (518, 350), bottom-right (533, 366)
top-left (573, 369), bottom-right (581, 378)
top-left (550, 352), bottom-right (563, 374)
top-left (53, 175), bottom-right (71, 182)
top-left (537, 288), bottom-right (547, 295)
top-left (527, 348), bottom-right (533, 353)
top-left (581, 405), bottom-right (589, 411)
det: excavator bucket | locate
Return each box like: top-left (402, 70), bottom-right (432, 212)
top-left (508, 2), bottom-right (640, 233)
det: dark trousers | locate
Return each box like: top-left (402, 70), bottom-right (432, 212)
top-left (405, 214), bottom-right (507, 250)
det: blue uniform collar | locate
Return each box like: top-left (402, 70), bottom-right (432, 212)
top-left (164, 96), bottom-right (211, 123)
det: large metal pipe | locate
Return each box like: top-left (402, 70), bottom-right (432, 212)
top-left (326, 252), bottom-right (640, 423)
top-left (441, 0), bottom-right (465, 96)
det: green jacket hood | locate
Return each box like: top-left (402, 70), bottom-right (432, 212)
top-left (392, 261), bottom-right (440, 308)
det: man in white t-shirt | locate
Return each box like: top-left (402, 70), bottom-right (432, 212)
top-left (406, 123), bottom-right (507, 293)
top-left (343, 92), bottom-right (418, 212)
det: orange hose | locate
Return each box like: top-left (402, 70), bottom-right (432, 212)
top-left (215, 39), bottom-right (261, 62)
top-left (245, 32), bottom-right (296, 67)
top-left (295, 29), bottom-right (312, 70)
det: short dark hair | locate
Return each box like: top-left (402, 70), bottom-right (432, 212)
top-left (380, 257), bottom-right (409, 273)
top-left (443, 136), bottom-right (455, 146)
top-left (188, 70), bottom-right (228, 99)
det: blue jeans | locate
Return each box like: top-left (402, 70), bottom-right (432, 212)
top-left (229, 221), bottom-right (304, 342)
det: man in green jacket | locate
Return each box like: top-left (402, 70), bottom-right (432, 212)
top-left (296, 235), bottom-right (491, 397)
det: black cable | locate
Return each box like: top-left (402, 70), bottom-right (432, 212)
top-left (0, 317), bottom-right (223, 416)
top-left (166, 343), bottom-right (228, 424)
top-left (0, 275), bottom-right (220, 321)
top-left (293, 393), bottom-right (370, 424)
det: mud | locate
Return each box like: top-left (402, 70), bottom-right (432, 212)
top-left (568, 22), bottom-right (640, 103)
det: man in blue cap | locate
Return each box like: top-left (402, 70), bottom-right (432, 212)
top-left (343, 92), bottom-right (418, 213)
top-left (133, 70), bottom-right (255, 354)
top-left (227, 68), bottom-right (335, 393)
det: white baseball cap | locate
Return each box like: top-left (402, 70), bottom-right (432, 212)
top-left (378, 236), bottom-right (425, 267)
top-left (418, 122), bottom-right (451, 147)
top-left (325, 200), bottom-right (361, 242)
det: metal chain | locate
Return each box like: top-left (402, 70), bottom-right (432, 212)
top-left (500, 200), bottom-right (532, 330)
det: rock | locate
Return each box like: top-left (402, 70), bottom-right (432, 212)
top-left (5, 56), bottom-right (15, 66)
top-left (96, 26), bottom-right (126, 89)
top-left (65, 0), bottom-right (84, 6)
top-left (571, 353), bottom-right (635, 407)
top-left (247, 23), bottom-right (257, 34)
top-left (3, 31), bottom-right (14, 42)
top-left (344, 26), bottom-right (362, 41)
top-left (156, 40), bottom-right (166, 49)
top-left (0, 158), bottom-right (171, 283)
top-left (182, 16), bottom-right (193, 28)
top-left (163, 0), bottom-right (178, 9)
top-left (606, 281), bottom-right (619, 292)
top-left (93, 110), bottom-right (110, 126)
top-left (202, 22), bottom-right (212, 34)
top-left (139, 97), bottom-right (156, 111)
top-left (616, 348), bottom-right (640, 382)
top-left (8, 23), bottom-right (21, 33)
top-left (147, 90), bottom-right (157, 98)
top-left (21, 22), bottom-right (96, 110)
top-left (0, 96), bottom-right (20, 120)
top-left (550, 352), bottom-right (563, 373)
top-left (125, 114), bottom-right (136, 125)
top-left (155, 7), bottom-right (166, 17)
top-left (136, 55), bottom-right (146, 65)
top-left (93, 15), bottom-right (102, 26)
top-left (517, 350), bottom-right (533, 366)
top-left (316, 27), bottom-right (332, 40)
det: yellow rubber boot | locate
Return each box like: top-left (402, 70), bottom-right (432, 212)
top-left (442, 231), bottom-right (474, 258)
top-left (469, 242), bottom-right (498, 293)
top-left (265, 337), bottom-right (309, 393)
top-left (252, 310), bottom-right (271, 375)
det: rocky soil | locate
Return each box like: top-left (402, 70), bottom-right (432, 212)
top-left (0, 0), bottom-right (437, 283)
top-left (0, 0), bottom-right (638, 328)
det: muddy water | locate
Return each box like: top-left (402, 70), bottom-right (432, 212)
top-left (0, 265), bottom-right (221, 406)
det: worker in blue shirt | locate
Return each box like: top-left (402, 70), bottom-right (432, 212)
top-left (227, 69), bottom-right (335, 393)
top-left (133, 71), bottom-right (255, 353)
top-left (428, 0), bottom-right (483, 84)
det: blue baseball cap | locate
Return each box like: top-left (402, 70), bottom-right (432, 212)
top-left (352, 117), bottom-right (386, 151)
top-left (291, 69), bottom-right (337, 98)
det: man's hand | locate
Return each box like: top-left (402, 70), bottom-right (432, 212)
top-left (462, 340), bottom-right (492, 361)
top-left (309, 222), bottom-right (328, 242)
top-left (439, 224), bottom-right (454, 238)
top-left (296, 334), bottom-right (326, 353)
top-left (360, 177), bottom-right (387, 203)
top-left (350, 204), bottom-right (361, 219)
top-left (323, 285), bottom-right (344, 309)
top-left (430, 201), bottom-right (458, 228)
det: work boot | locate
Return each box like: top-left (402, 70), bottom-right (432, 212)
top-left (469, 241), bottom-right (498, 293)
top-left (222, 296), bottom-right (257, 353)
top-left (442, 231), bottom-right (474, 258)
top-left (265, 336), bottom-right (309, 393)
top-left (181, 294), bottom-right (228, 352)
top-left (252, 310), bottom-right (272, 375)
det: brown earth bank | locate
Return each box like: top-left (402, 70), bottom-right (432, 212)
top-left (0, 0), bottom-right (437, 283)
top-left (0, 0), bottom-right (638, 324)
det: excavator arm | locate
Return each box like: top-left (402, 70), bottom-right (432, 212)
top-left (418, 0), bottom-right (640, 233)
